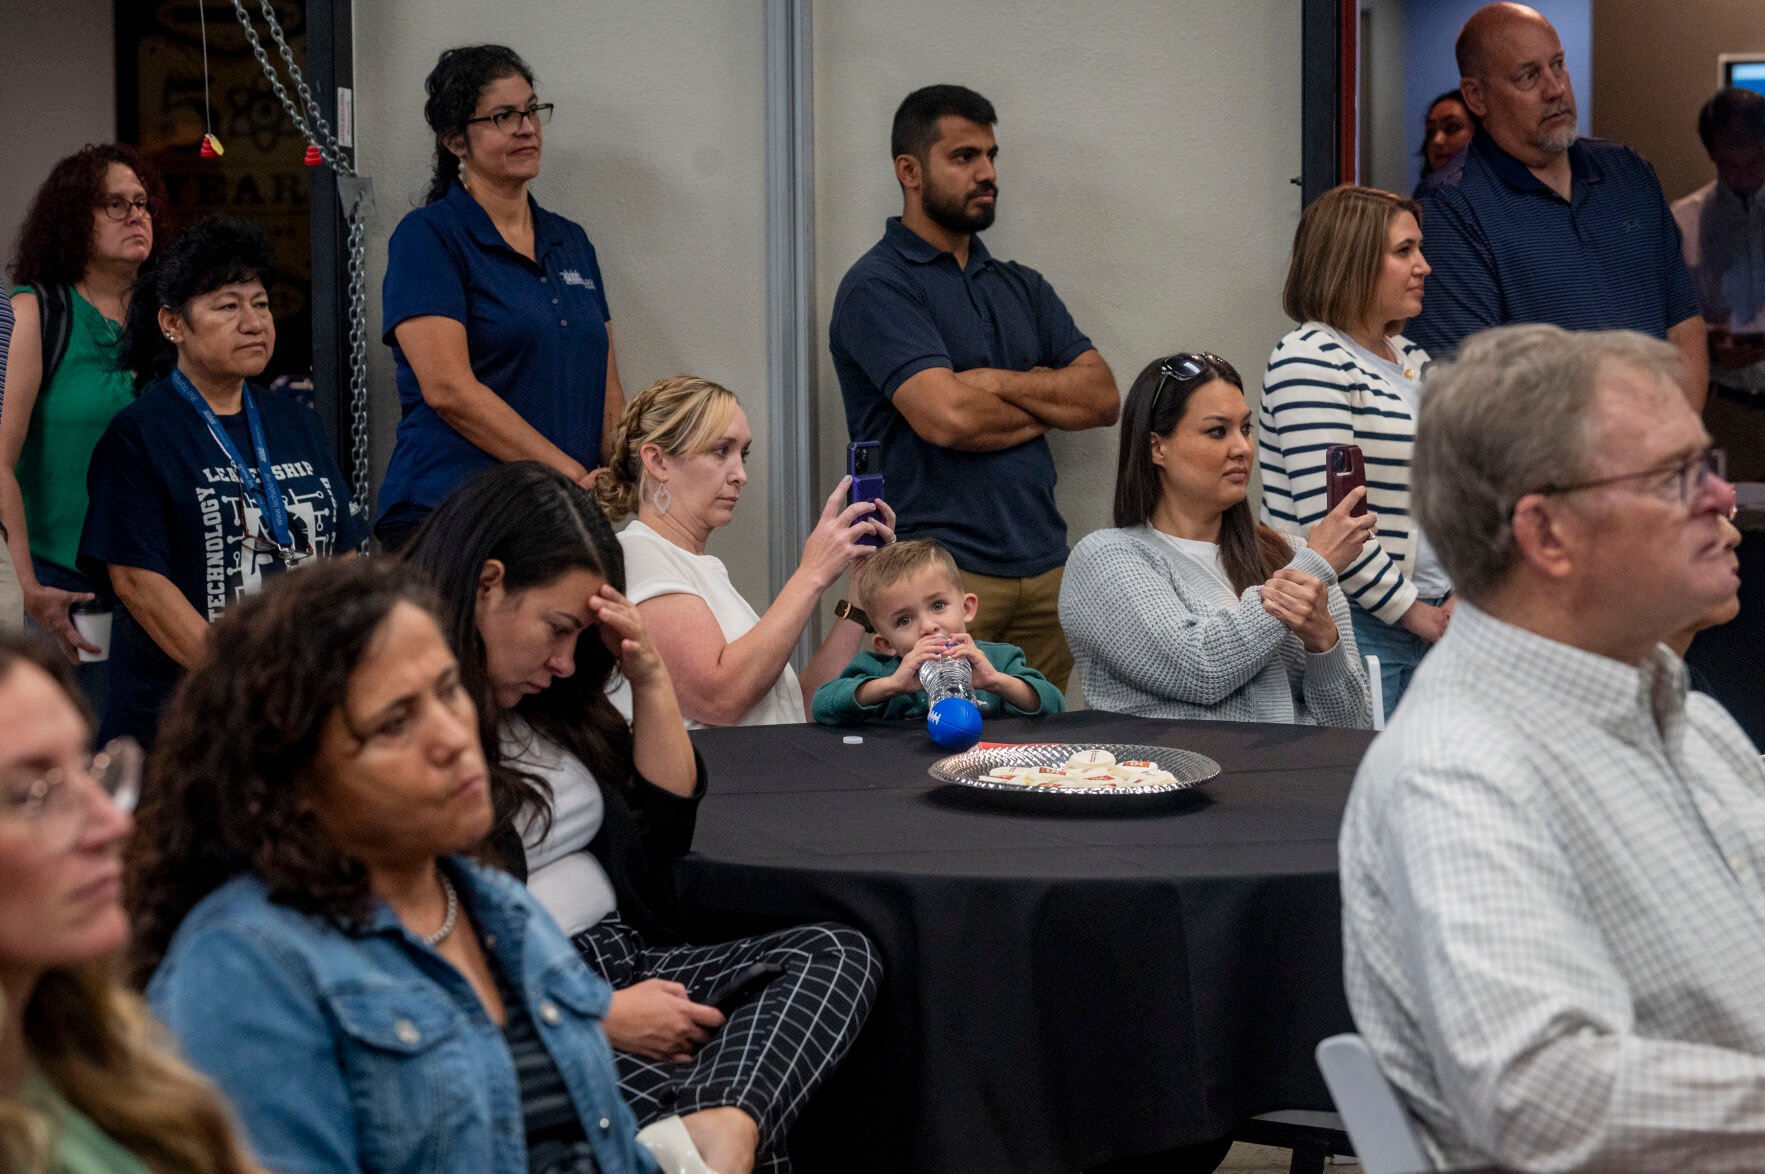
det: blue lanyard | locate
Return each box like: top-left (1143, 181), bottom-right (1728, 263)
top-left (169, 370), bottom-right (294, 549)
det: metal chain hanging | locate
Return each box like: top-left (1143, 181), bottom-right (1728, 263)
top-left (229, 0), bottom-right (375, 534)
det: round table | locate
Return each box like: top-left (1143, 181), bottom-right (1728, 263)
top-left (676, 709), bottom-right (1374, 1173)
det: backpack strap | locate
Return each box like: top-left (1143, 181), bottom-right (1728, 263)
top-left (29, 282), bottom-right (73, 392)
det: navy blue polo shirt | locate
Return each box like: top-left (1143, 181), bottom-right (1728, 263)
top-left (829, 218), bottom-right (1093, 579)
top-left (378, 182), bottom-right (611, 529)
top-left (1408, 128), bottom-right (1700, 359)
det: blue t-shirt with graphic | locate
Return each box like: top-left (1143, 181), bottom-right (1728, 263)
top-left (79, 378), bottom-right (367, 745)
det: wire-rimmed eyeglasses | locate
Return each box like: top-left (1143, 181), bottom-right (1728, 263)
top-left (1, 738), bottom-right (142, 852)
top-left (1529, 446), bottom-right (1727, 510)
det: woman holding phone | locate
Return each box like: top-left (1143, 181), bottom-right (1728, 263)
top-left (1259, 184), bottom-right (1449, 712)
top-left (593, 376), bottom-right (893, 726)
top-left (1060, 352), bottom-right (1372, 727)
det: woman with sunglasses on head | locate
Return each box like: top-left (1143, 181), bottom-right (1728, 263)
top-left (405, 461), bottom-right (879, 1174)
top-left (1059, 352), bottom-right (1372, 727)
top-left (129, 559), bottom-right (659, 1174)
top-left (375, 44), bottom-right (629, 551)
top-left (77, 215), bottom-right (366, 748)
top-left (1, 146), bottom-right (162, 696)
top-left (1260, 185), bottom-right (1448, 713)
top-left (0, 631), bottom-right (259, 1174)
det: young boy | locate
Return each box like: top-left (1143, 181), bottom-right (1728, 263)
top-left (812, 539), bottom-right (1065, 725)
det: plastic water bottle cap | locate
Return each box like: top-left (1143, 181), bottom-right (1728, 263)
top-left (926, 695), bottom-right (983, 751)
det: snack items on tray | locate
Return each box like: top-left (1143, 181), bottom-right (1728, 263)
top-left (979, 748), bottom-right (1177, 790)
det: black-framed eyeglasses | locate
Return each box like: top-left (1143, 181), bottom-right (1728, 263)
top-left (466, 103), bottom-right (554, 133)
top-left (1528, 446), bottom-right (1728, 510)
top-left (1150, 352), bottom-right (1228, 415)
top-left (96, 195), bottom-right (155, 222)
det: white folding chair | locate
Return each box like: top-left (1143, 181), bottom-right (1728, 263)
top-left (1315, 1033), bottom-right (1432, 1174)
top-left (1365, 655), bottom-right (1386, 731)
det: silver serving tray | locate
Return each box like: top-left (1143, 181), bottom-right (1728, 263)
top-left (928, 742), bottom-right (1221, 812)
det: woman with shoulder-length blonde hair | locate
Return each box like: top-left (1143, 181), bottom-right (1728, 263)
top-left (0, 631), bottom-right (257, 1174)
top-left (1259, 183), bottom-right (1451, 713)
top-left (594, 376), bottom-right (894, 727)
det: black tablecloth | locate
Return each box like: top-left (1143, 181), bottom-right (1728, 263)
top-left (676, 710), bottom-right (1374, 1173)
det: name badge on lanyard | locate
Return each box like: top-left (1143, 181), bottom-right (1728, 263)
top-left (170, 370), bottom-right (312, 572)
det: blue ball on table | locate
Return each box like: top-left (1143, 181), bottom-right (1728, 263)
top-left (927, 695), bottom-right (983, 752)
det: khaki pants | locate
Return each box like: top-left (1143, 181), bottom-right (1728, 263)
top-left (959, 564), bottom-right (1072, 691)
top-left (1706, 386), bottom-right (1765, 484)
top-left (0, 553), bottom-right (21, 632)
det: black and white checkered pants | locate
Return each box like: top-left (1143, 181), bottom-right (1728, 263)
top-left (572, 915), bottom-right (880, 1173)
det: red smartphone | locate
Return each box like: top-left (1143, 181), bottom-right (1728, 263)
top-left (1325, 444), bottom-right (1368, 517)
top-left (848, 441), bottom-right (884, 548)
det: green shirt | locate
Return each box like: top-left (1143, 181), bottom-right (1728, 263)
top-left (10, 285), bottom-right (134, 574)
top-left (25, 1077), bottom-right (153, 1174)
top-left (811, 638), bottom-right (1066, 725)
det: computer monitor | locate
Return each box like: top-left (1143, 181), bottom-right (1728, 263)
top-left (1720, 54), bottom-right (1765, 98)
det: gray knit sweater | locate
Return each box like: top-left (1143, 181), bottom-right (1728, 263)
top-left (1059, 525), bottom-right (1370, 727)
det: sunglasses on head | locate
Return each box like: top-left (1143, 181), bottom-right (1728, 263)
top-left (1150, 352), bottom-right (1229, 415)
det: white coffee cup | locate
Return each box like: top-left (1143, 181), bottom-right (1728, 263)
top-left (70, 603), bottom-right (112, 664)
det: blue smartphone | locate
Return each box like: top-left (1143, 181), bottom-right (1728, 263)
top-left (848, 441), bottom-right (885, 548)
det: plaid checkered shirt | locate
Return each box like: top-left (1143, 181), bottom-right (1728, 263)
top-left (1340, 602), bottom-right (1765, 1172)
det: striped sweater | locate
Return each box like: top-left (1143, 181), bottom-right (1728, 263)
top-left (1259, 323), bottom-right (1432, 625)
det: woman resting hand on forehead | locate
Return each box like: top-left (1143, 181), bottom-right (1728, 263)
top-left (406, 461), bottom-right (880, 1174)
top-left (128, 558), bottom-right (658, 1174)
top-left (1059, 351), bottom-right (1372, 727)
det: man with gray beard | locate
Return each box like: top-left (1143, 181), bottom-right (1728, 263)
top-left (1406, 3), bottom-right (1707, 405)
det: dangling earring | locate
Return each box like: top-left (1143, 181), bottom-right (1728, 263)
top-left (650, 481), bottom-right (672, 516)
top-left (458, 158), bottom-right (469, 190)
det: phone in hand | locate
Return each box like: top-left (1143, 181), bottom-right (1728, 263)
top-left (705, 961), bottom-right (787, 1015)
top-left (848, 441), bottom-right (885, 548)
top-left (1325, 444), bottom-right (1368, 517)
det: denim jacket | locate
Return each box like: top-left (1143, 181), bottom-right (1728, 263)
top-left (148, 858), bottom-right (657, 1174)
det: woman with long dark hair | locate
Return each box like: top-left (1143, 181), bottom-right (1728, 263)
top-left (1416, 90), bottom-right (1473, 191)
top-left (129, 558), bottom-right (659, 1174)
top-left (406, 462), bottom-right (879, 1174)
top-left (375, 44), bottom-right (629, 550)
top-left (1058, 352), bottom-right (1372, 725)
top-left (78, 214), bottom-right (366, 747)
top-left (1, 145), bottom-right (161, 682)
top-left (0, 631), bottom-right (259, 1174)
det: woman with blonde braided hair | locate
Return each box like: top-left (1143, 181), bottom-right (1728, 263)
top-left (595, 376), bottom-right (894, 726)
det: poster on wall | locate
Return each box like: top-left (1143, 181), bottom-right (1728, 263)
top-left (117, 0), bottom-right (313, 384)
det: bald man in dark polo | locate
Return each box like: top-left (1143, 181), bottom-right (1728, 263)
top-left (1408, 3), bottom-right (1707, 407)
top-left (829, 85), bottom-right (1118, 690)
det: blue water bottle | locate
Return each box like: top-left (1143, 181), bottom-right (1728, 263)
top-left (920, 655), bottom-right (983, 751)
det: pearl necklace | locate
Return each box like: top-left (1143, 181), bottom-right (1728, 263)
top-left (424, 871), bottom-right (459, 947)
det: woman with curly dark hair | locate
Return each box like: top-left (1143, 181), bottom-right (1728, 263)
top-left (0, 630), bottom-right (259, 1174)
top-left (1, 145), bottom-right (161, 682)
top-left (129, 557), bottom-right (661, 1174)
top-left (374, 44), bottom-right (629, 550)
top-left (76, 213), bottom-right (366, 748)
top-left (405, 462), bottom-right (880, 1174)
